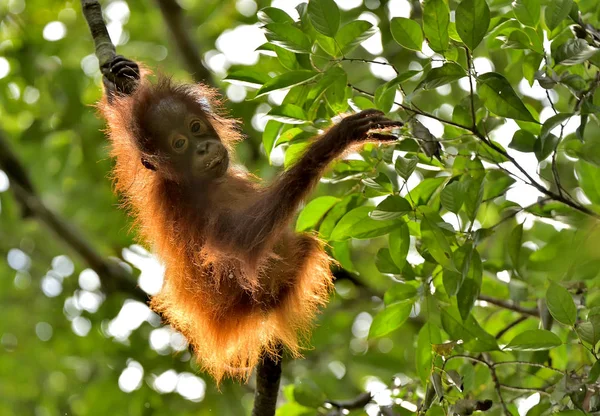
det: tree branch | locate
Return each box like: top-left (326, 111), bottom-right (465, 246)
top-left (80, 0), bottom-right (116, 67)
top-left (252, 345), bottom-right (283, 416)
top-left (348, 83), bottom-right (600, 220)
top-left (478, 295), bottom-right (538, 317)
top-left (326, 392), bottom-right (373, 410)
top-left (0, 130), bottom-right (146, 302)
top-left (155, 0), bottom-right (214, 85)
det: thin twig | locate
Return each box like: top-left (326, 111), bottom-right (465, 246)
top-left (348, 83), bottom-right (600, 220)
top-left (484, 354), bottom-right (511, 416)
top-left (489, 198), bottom-right (551, 230)
top-left (497, 384), bottom-right (551, 396)
top-left (478, 295), bottom-right (538, 317)
top-left (492, 361), bottom-right (565, 374)
top-left (465, 48), bottom-right (477, 129)
top-left (155, 0), bottom-right (214, 84)
top-left (495, 316), bottom-right (528, 339)
top-left (340, 58), bottom-right (399, 74)
top-left (326, 392), bottom-right (373, 410)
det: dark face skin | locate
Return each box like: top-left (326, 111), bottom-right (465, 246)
top-left (145, 97), bottom-right (229, 181)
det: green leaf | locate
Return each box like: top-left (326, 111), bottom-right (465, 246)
top-left (462, 177), bottom-right (484, 221)
top-left (588, 360), bottom-right (600, 383)
top-left (319, 195), bottom-right (362, 239)
top-left (376, 248), bottom-right (402, 274)
top-left (418, 63), bottom-right (466, 90)
top-left (389, 223), bottom-right (410, 270)
top-left (554, 39), bottom-right (600, 66)
top-left (455, 0), bottom-right (490, 50)
top-left (293, 378), bottom-right (326, 408)
top-left (385, 282), bottom-right (418, 305)
top-left (562, 74), bottom-right (587, 93)
top-left (440, 181), bottom-right (465, 213)
top-left (431, 373), bottom-right (444, 401)
top-left (503, 29), bottom-right (535, 50)
top-left (351, 96), bottom-right (376, 110)
top-left (546, 282), bottom-right (577, 326)
top-left (477, 73), bottom-right (537, 122)
top-left (508, 223), bottom-right (523, 270)
top-left (514, 0), bottom-right (541, 27)
top-left (335, 21), bottom-right (376, 55)
top-left (223, 69), bottom-right (271, 87)
top-left (509, 129), bottom-right (537, 152)
top-left (411, 177), bottom-right (446, 206)
top-left (523, 53), bottom-right (543, 86)
top-left (257, 7), bottom-right (294, 24)
top-left (257, 43), bottom-right (299, 70)
top-left (362, 172), bottom-right (394, 195)
top-left (285, 142), bottom-right (310, 168)
top-left (371, 196), bottom-right (412, 220)
top-left (324, 68), bottom-right (348, 112)
top-left (421, 214), bottom-right (453, 267)
top-left (443, 269), bottom-right (461, 296)
top-left (264, 23), bottom-right (313, 53)
top-left (422, 0), bottom-right (450, 53)
top-left (386, 70), bottom-right (422, 90)
top-left (307, 0), bottom-right (340, 37)
top-left (578, 309), bottom-right (600, 346)
top-left (374, 83), bottom-right (396, 113)
top-left (296, 196), bottom-right (340, 232)
top-left (333, 159), bottom-right (371, 174)
top-left (579, 322), bottom-right (600, 346)
top-left (534, 133), bottom-right (558, 161)
top-left (484, 171), bottom-right (515, 200)
top-left (267, 104), bottom-right (308, 124)
top-left (441, 307), bottom-right (499, 351)
top-left (330, 207), bottom-right (401, 241)
top-left (544, 0), bottom-right (573, 31)
top-left (390, 17), bottom-right (423, 51)
top-left (395, 156), bottom-right (418, 180)
top-left (416, 323), bottom-right (442, 384)
top-left (255, 71), bottom-right (318, 98)
top-left (540, 113), bottom-right (571, 140)
top-left (504, 329), bottom-right (562, 351)
top-left (576, 160), bottom-right (600, 205)
top-left (331, 240), bottom-right (356, 273)
top-left (457, 248), bottom-right (482, 320)
top-left (263, 120), bottom-right (282, 159)
top-left (274, 127), bottom-right (304, 147)
top-left (523, 27), bottom-right (544, 54)
top-left (370, 300), bottom-right (413, 338)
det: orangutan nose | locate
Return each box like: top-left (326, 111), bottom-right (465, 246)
top-left (196, 141), bottom-right (209, 155)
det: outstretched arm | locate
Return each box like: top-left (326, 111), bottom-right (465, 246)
top-left (222, 110), bottom-right (402, 253)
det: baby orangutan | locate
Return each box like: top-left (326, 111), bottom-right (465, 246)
top-left (99, 56), bottom-right (402, 382)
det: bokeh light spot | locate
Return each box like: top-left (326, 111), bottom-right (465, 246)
top-left (36, 322), bottom-right (53, 341)
top-left (0, 58), bottom-right (10, 79)
top-left (43, 21), bottom-right (67, 41)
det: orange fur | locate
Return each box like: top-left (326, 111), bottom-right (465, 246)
top-left (99, 76), bottom-right (334, 383)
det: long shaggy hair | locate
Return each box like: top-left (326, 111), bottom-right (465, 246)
top-left (99, 76), bottom-right (333, 383)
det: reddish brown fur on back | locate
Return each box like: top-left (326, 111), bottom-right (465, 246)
top-left (98, 76), bottom-right (333, 382)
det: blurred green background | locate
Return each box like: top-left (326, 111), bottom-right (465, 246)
top-left (0, 1), bottom-right (424, 414)
top-left (2, 0), bottom-right (600, 415)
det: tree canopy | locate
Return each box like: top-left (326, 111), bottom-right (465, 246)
top-left (1, 0), bottom-right (600, 415)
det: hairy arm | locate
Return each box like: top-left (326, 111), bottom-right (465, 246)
top-left (218, 110), bottom-right (402, 254)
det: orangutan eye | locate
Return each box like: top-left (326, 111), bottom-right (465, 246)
top-left (190, 120), bottom-right (205, 134)
top-left (171, 137), bottom-right (188, 152)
